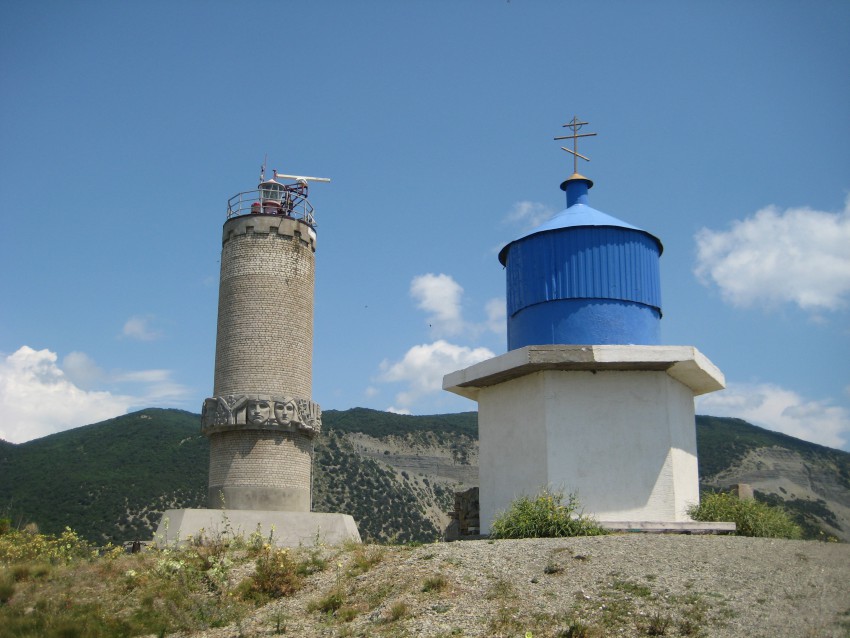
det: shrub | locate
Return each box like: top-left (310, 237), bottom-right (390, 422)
top-left (422, 574), bottom-right (448, 592)
top-left (490, 489), bottom-right (606, 539)
top-left (347, 545), bottom-right (383, 576)
top-left (240, 546), bottom-right (304, 602)
top-left (0, 527), bottom-right (92, 565)
top-left (386, 601), bottom-right (408, 622)
top-left (307, 588), bottom-right (346, 614)
top-left (687, 492), bottom-right (802, 539)
top-left (0, 571), bottom-right (15, 603)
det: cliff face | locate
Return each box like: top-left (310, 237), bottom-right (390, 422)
top-left (703, 445), bottom-right (850, 541)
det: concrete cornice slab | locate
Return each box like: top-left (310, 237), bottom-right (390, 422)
top-left (443, 345), bottom-right (725, 400)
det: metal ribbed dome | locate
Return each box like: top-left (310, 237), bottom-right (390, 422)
top-left (500, 175), bottom-right (664, 349)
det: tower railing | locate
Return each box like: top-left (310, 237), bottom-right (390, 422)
top-left (227, 189), bottom-right (316, 226)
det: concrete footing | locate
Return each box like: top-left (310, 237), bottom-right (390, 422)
top-left (154, 509), bottom-right (361, 547)
top-left (600, 521), bottom-right (736, 534)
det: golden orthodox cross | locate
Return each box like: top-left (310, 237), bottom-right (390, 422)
top-left (554, 116), bottom-right (597, 174)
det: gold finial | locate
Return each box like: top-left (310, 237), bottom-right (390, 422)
top-left (554, 116), bottom-right (597, 174)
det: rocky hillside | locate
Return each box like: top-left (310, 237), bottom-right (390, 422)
top-left (219, 535), bottom-right (850, 638)
top-left (0, 408), bottom-right (848, 544)
top-left (695, 416), bottom-right (850, 541)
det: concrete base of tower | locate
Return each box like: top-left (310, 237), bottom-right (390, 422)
top-left (154, 509), bottom-right (361, 548)
top-left (443, 344), bottom-right (725, 535)
top-left (208, 485), bottom-right (310, 512)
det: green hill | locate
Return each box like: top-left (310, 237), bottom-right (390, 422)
top-left (1, 408), bottom-right (847, 544)
top-left (0, 409), bottom-right (207, 543)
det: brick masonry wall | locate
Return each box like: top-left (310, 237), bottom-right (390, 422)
top-left (208, 429), bottom-right (312, 489)
top-left (213, 216), bottom-right (314, 398)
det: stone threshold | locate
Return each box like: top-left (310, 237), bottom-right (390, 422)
top-left (448, 521), bottom-right (736, 541)
top-left (601, 521), bottom-right (736, 534)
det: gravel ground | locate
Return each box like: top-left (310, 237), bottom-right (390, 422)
top-left (177, 534), bottom-right (850, 638)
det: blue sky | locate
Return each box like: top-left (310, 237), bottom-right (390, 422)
top-left (1, 1), bottom-right (848, 449)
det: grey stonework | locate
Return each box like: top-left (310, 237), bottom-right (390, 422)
top-left (206, 213), bottom-right (320, 512)
top-left (207, 429), bottom-right (313, 511)
top-left (200, 395), bottom-right (321, 436)
top-left (213, 215), bottom-right (315, 399)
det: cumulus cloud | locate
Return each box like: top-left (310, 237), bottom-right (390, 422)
top-left (0, 346), bottom-right (191, 444)
top-left (0, 347), bottom-right (133, 443)
top-left (122, 315), bottom-right (162, 341)
top-left (409, 274), bottom-right (505, 340)
top-left (694, 197), bottom-right (850, 312)
top-left (379, 340), bottom-right (494, 410)
top-left (374, 274), bottom-right (502, 411)
top-left (504, 201), bottom-right (555, 232)
top-left (61, 351), bottom-right (104, 390)
top-left (410, 274), bottom-right (465, 336)
top-left (484, 298), bottom-right (506, 339)
top-left (696, 382), bottom-right (850, 450)
top-left (113, 369), bottom-right (190, 403)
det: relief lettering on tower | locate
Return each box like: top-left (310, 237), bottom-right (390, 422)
top-left (201, 394), bottom-right (321, 437)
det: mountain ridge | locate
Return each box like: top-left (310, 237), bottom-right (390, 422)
top-left (1, 408), bottom-right (847, 543)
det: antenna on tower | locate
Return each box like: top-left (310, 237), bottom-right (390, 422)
top-left (554, 116), bottom-right (597, 174)
top-left (260, 154), bottom-right (268, 182)
top-left (272, 171), bottom-right (331, 185)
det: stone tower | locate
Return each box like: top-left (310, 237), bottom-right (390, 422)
top-left (201, 171), bottom-right (324, 512)
top-left (156, 167), bottom-right (360, 546)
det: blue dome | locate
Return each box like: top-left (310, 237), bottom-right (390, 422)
top-left (499, 175), bottom-right (663, 349)
top-left (499, 175), bottom-right (662, 264)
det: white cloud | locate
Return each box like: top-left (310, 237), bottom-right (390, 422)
top-left (379, 340), bottom-right (495, 410)
top-left (114, 369), bottom-right (172, 383)
top-left (0, 346), bottom-right (192, 444)
top-left (696, 382), bottom-right (850, 450)
top-left (386, 406), bottom-right (411, 415)
top-left (410, 273), bottom-right (465, 336)
top-left (122, 315), bottom-right (162, 341)
top-left (504, 201), bottom-right (555, 232)
top-left (0, 347), bottom-right (133, 443)
top-left (61, 351), bottom-right (103, 390)
top-left (484, 297), bottom-right (506, 339)
top-left (694, 197), bottom-right (850, 312)
top-left (410, 274), bottom-right (505, 340)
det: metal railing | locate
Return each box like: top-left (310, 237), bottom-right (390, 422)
top-left (226, 189), bottom-right (316, 226)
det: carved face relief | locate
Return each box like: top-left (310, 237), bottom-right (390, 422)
top-left (274, 400), bottom-right (298, 426)
top-left (201, 398), bottom-right (216, 427)
top-left (247, 399), bottom-right (271, 425)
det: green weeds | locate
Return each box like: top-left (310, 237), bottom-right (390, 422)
top-left (490, 489), bottom-right (607, 539)
top-left (422, 573), bottom-right (448, 593)
top-left (688, 491), bottom-right (802, 538)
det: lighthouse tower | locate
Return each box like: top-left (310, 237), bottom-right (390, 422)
top-left (156, 166), bottom-right (360, 546)
top-left (202, 170), bottom-right (324, 511)
top-left (444, 118), bottom-right (728, 533)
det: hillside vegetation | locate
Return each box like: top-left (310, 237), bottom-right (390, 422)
top-left (1, 408), bottom-right (848, 544)
top-left (3, 530), bottom-right (849, 638)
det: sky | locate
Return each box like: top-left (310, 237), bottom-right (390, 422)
top-left (1, 1), bottom-right (848, 450)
